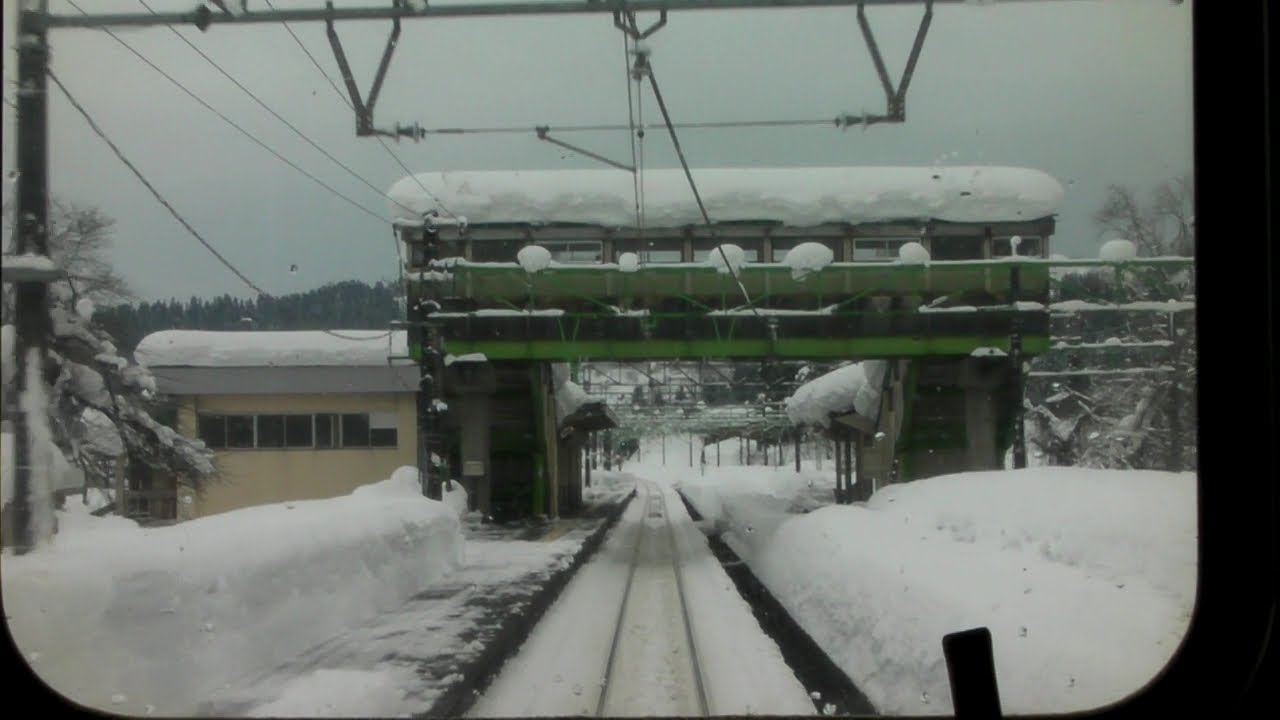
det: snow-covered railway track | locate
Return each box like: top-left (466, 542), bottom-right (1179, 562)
top-left (596, 482), bottom-right (710, 717)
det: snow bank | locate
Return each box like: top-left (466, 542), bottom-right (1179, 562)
top-left (898, 241), bottom-right (931, 264)
top-left (1100, 239), bottom-right (1138, 261)
top-left (516, 245), bottom-right (552, 273)
top-left (706, 243), bottom-right (747, 275)
top-left (442, 479), bottom-right (469, 517)
top-left (679, 466), bottom-right (1196, 716)
top-left (135, 330), bottom-right (408, 367)
top-left (782, 241), bottom-right (834, 280)
top-left (386, 166), bottom-right (1066, 227)
top-left (2, 470), bottom-right (464, 716)
top-left (784, 360), bottom-right (888, 427)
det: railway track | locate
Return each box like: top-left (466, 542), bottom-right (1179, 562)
top-left (595, 481), bottom-right (711, 717)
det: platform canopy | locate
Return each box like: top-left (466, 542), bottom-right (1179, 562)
top-left (387, 166), bottom-right (1066, 228)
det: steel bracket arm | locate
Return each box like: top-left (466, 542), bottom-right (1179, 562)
top-left (855, 0), bottom-right (933, 121)
top-left (326, 0), bottom-right (417, 139)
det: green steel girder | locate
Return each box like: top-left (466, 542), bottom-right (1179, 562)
top-left (413, 261), bottom-right (1053, 306)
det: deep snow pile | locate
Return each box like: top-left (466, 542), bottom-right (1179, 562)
top-left (134, 329), bottom-right (408, 367)
top-left (782, 241), bottom-right (835, 279)
top-left (2, 467), bottom-right (463, 716)
top-left (898, 241), bottom-right (931, 264)
top-left (1099, 238), bottom-right (1138, 261)
top-left (706, 243), bottom-right (747, 275)
top-left (550, 363), bottom-right (602, 425)
top-left (675, 465), bottom-right (1197, 716)
top-left (784, 360), bottom-right (888, 428)
top-left (516, 245), bottom-right (552, 273)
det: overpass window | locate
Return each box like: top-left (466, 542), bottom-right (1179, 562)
top-left (693, 247), bottom-right (760, 263)
top-left (472, 239), bottom-right (521, 262)
top-left (993, 236), bottom-right (1043, 257)
top-left (770, 239), bottom-right (799, 261)
top-left (853, 238), bottom-right (911, 261)
top-left (544, 240), bottom-right (602, 264)
top-left (931, 236), bottom-right (984, 260)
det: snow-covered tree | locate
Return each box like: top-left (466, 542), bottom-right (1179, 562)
top-left (3, 203), bottom-right (215, 547)
top-left (2, 199), bottom-right (133, 307)
top-left (1026, 177), bottom-right (1196, 471)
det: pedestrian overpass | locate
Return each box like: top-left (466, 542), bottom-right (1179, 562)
top-left (387, 167), bottom-right (1187, 520)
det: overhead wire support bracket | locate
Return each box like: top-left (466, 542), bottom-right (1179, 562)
top-left (613, 8), bottom-right (667, 40)
top-left (855, 0), bottom-right (933, 122)
top-left (536, 126), bottom-right (636, 173)
top-left (325, 0), bottom-right (424, 140)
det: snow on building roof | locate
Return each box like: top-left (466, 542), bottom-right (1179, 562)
top-left (135, 330), bottom-right (408, 368)
top-left (386, 166), bottom-right (1065, 227)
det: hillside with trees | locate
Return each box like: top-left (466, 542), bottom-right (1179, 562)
top-left (95, 279), bottom-right (403, 352)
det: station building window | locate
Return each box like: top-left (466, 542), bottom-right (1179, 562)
top-left (197, 412), bottom-right (398, 450)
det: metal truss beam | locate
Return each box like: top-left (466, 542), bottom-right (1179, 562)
top-left (45, 1), bottom-right (994, 30)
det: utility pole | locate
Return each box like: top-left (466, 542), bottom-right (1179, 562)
top-left (1009, 266), bottom-right (1028, 469)
top-left (7, 0), bottom-right (53, 554)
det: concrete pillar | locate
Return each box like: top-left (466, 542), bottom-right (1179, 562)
top-left (964, 387), bottom-right (1000, 470)
top-left (960, 358), bottom-right (1004, 472)
top-left (457, 392), bottom-right (493, 513)
top-left (833, 432), bottom-right (844, 503)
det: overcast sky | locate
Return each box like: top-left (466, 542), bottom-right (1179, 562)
top-left (2, 0), bottom-right (1192, 302)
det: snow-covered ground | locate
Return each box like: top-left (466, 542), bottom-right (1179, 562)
top-left (669, 459), bottom-right (1197, 716)
top-left (2, 467), bottom-right (464, 716)
top-left (470, 475), bottom-right (815, 717)
top-left (206, 517), bottom-right (603, 718)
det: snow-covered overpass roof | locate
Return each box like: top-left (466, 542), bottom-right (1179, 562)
top-left (387, 166), bottom-right (1065, 228)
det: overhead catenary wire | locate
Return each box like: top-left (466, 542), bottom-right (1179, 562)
top-left (623, 33), bottom-right (644, 236)
top-left (261, 0), bottom-right (460, 221)
top-left (65, 0), bottom-right (387, 225)
top-left (137, 0), bottom-right (421, 219)
top-left (50, 70), bottom-right (269, 296)
top-left (51, 70), bottom-right (393, 343)
top-left (640, 56), bottom-right (759, 317)
top-left (260, 0), bottom-right (407, 293)
top-left (416, 117), bottom-right (852, 135)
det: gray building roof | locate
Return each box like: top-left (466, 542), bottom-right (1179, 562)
top-left (151, 365), bottom-right (420, 396)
